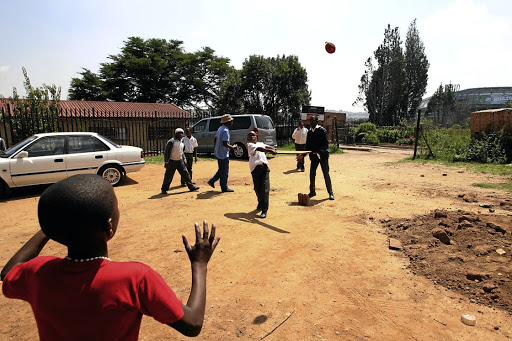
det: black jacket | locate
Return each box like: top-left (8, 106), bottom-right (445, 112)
top-left (306, 126), bottom-right (329, 159)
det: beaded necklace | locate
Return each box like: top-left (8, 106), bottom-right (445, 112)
top-left (65, 256), bottom-right (111, 262)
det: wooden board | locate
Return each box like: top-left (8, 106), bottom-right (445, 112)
top-left (275, 150), bottom-right (311, 154)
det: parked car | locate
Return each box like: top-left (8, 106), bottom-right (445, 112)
top-left (0, 132), bottom-right (145, 197)
top-left (192, 114), bottom-right (277, 158)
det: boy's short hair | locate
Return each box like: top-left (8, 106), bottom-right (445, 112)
top-left (38, 174), bottom-right (116, 246)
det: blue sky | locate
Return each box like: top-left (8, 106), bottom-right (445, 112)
top-left (1, 0), bottom-right (510, 112)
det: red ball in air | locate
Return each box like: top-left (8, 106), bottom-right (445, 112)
top-left (325, 42), bottom-right (336, 54)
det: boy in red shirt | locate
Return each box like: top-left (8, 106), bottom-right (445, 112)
top-left (1, 174), bottom-right (219, 340)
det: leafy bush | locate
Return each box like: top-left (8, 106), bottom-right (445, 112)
top-left (361, 132), bottom-right (380, 145)
top-left (455, 130), bottom-right (511, 164)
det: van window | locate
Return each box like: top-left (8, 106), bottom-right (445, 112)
top-left (231, 116), bottom-right (251, 130)
top-left (193, 120), bottom-right (207, 133)
top-left (255, 116), bottom-right (274, 129)
top-left (208, 118), bottom-right (222, 132)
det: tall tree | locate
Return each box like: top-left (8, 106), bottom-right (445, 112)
top-left (68, 37), bottom-right (233, 109)
top-left (426, 83), bottom-right (456, 125)
top-left (403, 19), bottom-right (429, 120)
top-left (355, 21), bottom-right (429, 126)
top-left (69, 68), bottom-right (106, 101)
top-left (216, 55), bottom-right (310, 119)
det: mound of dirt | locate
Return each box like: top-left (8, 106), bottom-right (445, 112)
top-left (383, 208), bottom-right (512, 313)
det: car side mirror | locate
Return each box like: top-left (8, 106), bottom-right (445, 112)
top-left (17, 151), bottom-right (29, 158)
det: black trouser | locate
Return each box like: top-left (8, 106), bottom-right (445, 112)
top-left (309, 155), bottom-right (333, 195)
top-left (251, 164), bottom-right (270, 211)
top-left (162, 159), bottom-right (194, 191)
top-left (181, 153), bottom-right (194, 185)
top-left (295, 143), bottom-right (306, 170)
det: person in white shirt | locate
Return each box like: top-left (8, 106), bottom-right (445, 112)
top-left (161, 128), bottom-right (199, 194)
top-left (247, 131), bottom-right (277, 219)
top-left (181, 128), bottom-right (199, 186)
top-left (292, 121), bottom-right (308, 171)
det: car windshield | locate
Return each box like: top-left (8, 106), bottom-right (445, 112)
top-left (0, 136), bottom-right (37, 158)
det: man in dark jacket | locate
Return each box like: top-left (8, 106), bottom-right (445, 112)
top-left (306, 115), bottom-right (334, 200)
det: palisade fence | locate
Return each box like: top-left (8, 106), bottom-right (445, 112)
top-left (0, 105), bottom-right (323, 155)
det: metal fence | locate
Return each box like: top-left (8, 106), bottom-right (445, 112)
top-left (0, 105), bottom-right (349, 154)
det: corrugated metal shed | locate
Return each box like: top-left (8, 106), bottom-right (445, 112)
top-left (59, 100), bottom-right (191, 118)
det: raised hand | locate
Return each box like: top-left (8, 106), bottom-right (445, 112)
top-left (182, 220), bottom-right (220, 265)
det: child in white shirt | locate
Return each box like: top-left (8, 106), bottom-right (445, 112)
top-left (246, 131), bottom-right (277, 219)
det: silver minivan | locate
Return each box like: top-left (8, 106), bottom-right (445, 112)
top-left (192, 114), bottom-right (277, 159)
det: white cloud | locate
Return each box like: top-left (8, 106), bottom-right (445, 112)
top-left (0, 66), bottom-right (11, 73)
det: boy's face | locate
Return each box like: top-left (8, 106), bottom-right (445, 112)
top-left (247, 132), bottom-right (257, 142)
top-left (186, 129), bottom-right (192, 138)
top-left (175, 132), bottom-right (184, 140)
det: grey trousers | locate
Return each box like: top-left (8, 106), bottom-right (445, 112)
top-left (162, 159), bottom-right (194, 191)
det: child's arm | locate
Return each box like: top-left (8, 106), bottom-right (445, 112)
top-left (1, 230), bottom-right (50, 281)
top-left (256, 145), bottom-right (277, 155)
top-left (168, 220), bottom-right (220, 337)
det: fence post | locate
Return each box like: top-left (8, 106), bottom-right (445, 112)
top-left (413, 109), bottom-right (421, 160)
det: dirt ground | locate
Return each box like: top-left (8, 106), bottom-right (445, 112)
top-left (1, 147), bottom-right (511, 340)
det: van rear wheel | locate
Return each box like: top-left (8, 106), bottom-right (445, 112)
top-left (232, 143), bottom-right (247, 159)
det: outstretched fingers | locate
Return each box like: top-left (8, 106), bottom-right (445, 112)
top-left (209, 223), bottom-right (220, 252)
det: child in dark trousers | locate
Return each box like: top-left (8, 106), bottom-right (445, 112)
top-left (1, 174), bottom-right (219, 341)
top-left (247, 131), bottom-right (277, 219)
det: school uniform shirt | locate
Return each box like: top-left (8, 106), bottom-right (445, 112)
top-left (2, 256), bottom-right (184, 341)
top-left (292, 127), bottom-right (308, 145)
top-left (247, 142), bottom-right (269, 173)
top-left (170, 140), bottom-right (184, 161)
top-left (182, 135), bottom-right (198, 154)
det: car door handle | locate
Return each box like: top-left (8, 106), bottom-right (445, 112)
top-left (54, 159), bottom-right (64, 163)
top-left (95, 155), bottom-right (103, 159)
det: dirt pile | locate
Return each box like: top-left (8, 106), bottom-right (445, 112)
top-left (383, 205), bottom-right (512, 313)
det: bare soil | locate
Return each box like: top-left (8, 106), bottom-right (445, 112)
top-left (1, 147), bottom-right (511, 340)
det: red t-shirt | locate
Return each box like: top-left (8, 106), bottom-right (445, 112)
top-left (2, 256), bottom-right (184, 341)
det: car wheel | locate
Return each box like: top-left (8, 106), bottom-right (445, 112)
top-left (232, 143), bottom-right (247, 159)
top-left (99, 165), bottom-right (124, 186)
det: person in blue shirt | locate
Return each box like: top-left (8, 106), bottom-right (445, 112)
top-left (208, 114), bottom-right (236, 192)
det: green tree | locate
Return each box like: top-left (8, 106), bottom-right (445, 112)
top-left (68, 37), bottom-right (233, 109)
top-left (403, 19), bottom-right (429, 120)
top-left (426, 83), bottom-right (456, 125)
top-left (355, 21), bottom-right (429, 126)
top-left (69, 68), bottom-right (106, 101)
top-left (216, 54), bottom-right (310, 119)
top-left (6, 67), bottom-right (61, 141)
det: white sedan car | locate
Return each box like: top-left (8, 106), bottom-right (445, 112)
top-left (0, 132), bottom-right (145, 197)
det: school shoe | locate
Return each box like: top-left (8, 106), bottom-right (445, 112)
top-left (181, 183), bottom-right (186, 187)
top-left (308, 192), bottom-right (316, 198)
top-left (222, 188), bottom-right (234, 193)
top-left (189, 186), bottom-right (200, 192)
top-left (161, 190), bottom-right (167, 194)
top-left (260, 211), bottom-right (267, 219)
top-left (329, 193), bottom-right (335, 200)
top-left (207, 180), bottom-right (215, 188)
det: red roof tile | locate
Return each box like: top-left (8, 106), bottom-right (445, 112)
top-left (59, 100), bottom-right (191, 118)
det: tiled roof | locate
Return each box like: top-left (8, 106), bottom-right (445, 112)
top-left (59, 100), bottom-right (191, 118)
top-left (1, 100), bottom-right (192, 118)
